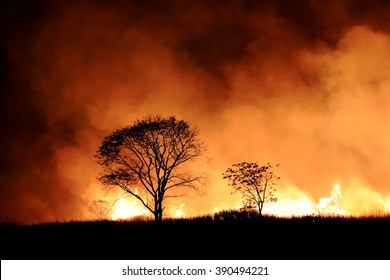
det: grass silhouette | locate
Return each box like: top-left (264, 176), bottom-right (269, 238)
top-left (1, 210), bottom-right (389, 260)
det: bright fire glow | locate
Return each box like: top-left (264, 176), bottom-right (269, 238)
top-left (316, 184), bottom-right (347, 216)
top-left (106, 183), bottom-right (390, 220)
top-left (111, 195), bottom-right (150, 220)
top-left (107, 183), bottom-right (390, 220)
top-left (265, 198), bottom-right (316, 217)
top-left (174, 203), bottom-right (185, 218)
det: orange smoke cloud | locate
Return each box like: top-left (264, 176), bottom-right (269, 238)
top-left (1, 0), bottom-right (390, 224)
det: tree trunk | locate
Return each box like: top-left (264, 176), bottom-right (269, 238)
top-left (154, 200), bottom-right (163, 224)
top-left (154, 211), bottom-right (163, 223)
top-left (258, 202), bottom-right (263, 217)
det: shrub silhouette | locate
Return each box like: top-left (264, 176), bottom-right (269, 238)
top-left (223, 162), bottom-right (280, 216)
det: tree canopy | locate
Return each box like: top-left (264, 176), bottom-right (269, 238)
top-left (223, 162), bottom-right (280, 216)
top-left (94, 115), bottom-right (206, 223)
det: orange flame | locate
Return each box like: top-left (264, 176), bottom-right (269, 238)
top-left (316, 184), bottom-right (347, 216)
top-left (111, 194), bottom-right (150, 220)
top-left (174, 203), bottom-right (185, 218)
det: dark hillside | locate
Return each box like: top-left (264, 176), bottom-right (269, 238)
top-left (1, 211), bottom-right (389, 260)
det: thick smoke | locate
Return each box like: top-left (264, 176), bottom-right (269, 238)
top-left (1, 0), bottom-right (390, 224)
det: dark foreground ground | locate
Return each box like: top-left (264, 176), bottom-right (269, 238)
top-left (1, 211), bottom-right (389, 260)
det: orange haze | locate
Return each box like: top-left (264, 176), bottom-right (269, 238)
top-left (1, 0), bottom-right (390, 224)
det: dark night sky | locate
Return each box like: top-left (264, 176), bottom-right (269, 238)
top-left (1, 0), bottom-right (390, 224)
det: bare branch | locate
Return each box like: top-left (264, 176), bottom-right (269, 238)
top-left (223, 162), bottom-right (280, 216)
top-left (95, 115), bottom-right (207, 223)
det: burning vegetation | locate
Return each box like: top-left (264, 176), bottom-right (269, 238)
top-left (2, 1), bottom-right (390, 225)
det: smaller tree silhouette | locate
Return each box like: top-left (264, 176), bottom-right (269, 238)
top-left (223, 162), bottom-right (280, 216)
top-left (88, 199), bottom-right (114, 220)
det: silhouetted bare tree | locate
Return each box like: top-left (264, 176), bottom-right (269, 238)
top-left (223, 162), bottom-right (280, 216)
top-left (95, 115), bottom-right (207, 223)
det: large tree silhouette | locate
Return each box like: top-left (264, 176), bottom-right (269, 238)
top-left (95, 115), bottom-right (206, 223)
top-left (223, 162), bottom-right (279, 216)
